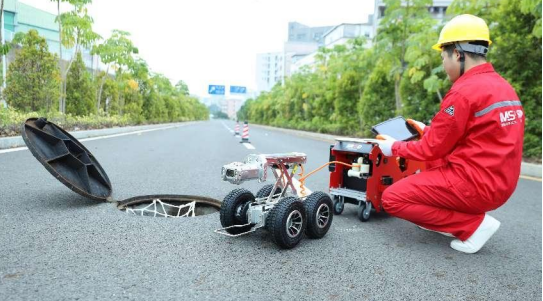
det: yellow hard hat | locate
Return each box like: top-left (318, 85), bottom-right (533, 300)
top-left (432, 14), bottom-right (492, 51)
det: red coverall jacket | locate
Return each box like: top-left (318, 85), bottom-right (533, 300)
top-left (384, 63), bottom-right (524, 240)
top-left (393, 63), bottom-right (524, 204)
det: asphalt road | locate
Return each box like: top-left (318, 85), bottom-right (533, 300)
top-left (0, 120), bottom-right (541, 301)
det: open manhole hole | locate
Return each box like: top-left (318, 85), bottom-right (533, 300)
top-left (22, 117), bottom-right (221, 218)
top-left (118, 195), bottom-right (221, 217)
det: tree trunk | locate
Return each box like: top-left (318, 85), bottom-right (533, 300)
top-left (62, 76), bottom-right (67, 113)
top-left (394, 77), bottom-right (402, 112)
top-left (0, 0), bottom-right (6, 109)
top-left (62, 44), bottom-right (79, 114)
top-left (97, 64), bottom-right (109, 113)
top-left (57, 0), bottom-right (64, 113)
top-left (394, 0), bottom-right (410, 113)
top-left (436, 89), bottom-right (443, 102)
top-left (118, 94), bottom-right (123, 116)
top-left (0, 0), bottom-right (4, 85)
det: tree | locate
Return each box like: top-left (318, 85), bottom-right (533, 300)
top-left (92, 30), bottom-right (138, 113)
top-left (0, 0), bottom-right (11, 105)
top-left (66, 52), bottom-right (95, 115)
top-left (4, 30), bottom-right (60, 112)
top-left (400, 15), bottom-right (449, 122)
top-left (50, 0), bottom-right (92, 113)
top-left (374, 0), bottom-right (434, 112)
top-left (329, 38), bottom-right (371, 134)
top-left (359, 60), bottom-right (396, 136)
top-left (96, 72), bottom-right (118, 113)
top-left (58, 2), bottom-right (100, 114)
top-left (213, 110), bottom-right (229, 119)
top-left (175, 80), bottom-right (190, 96)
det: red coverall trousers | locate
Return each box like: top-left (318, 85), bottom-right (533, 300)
top-left (381, 160), bottom-right (503, 241)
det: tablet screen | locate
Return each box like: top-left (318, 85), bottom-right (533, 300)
top-left (371, 116), bottom-right (419, 141)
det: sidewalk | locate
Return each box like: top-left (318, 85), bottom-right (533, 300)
top-left (0, 121), bottom-right (196, 150)
top-left (252, 123), bottom-right (542, 179)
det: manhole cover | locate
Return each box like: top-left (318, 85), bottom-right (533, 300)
top-left (22, 117), bottom-right (112, 201)
top-left (118, 195), bottom-right (221, 217)
top-left (22, 118), bottom-right (222, 219)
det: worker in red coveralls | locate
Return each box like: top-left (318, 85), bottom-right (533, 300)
top-left (376, 14), bottom-right (525, 254)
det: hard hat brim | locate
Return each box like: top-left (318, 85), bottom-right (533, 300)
top-left (432, 39), bottom-right (492, 52)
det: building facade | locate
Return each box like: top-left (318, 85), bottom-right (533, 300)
top-left (371, 0), bottom-right (454, 37)
top-left (256, 1), bottom-right (454, 94)
top-left (291, 20), bottom-right (375, 75)
top-left (256, 22), bottom-right (332, 94)
top-left (222, 98), bottom-right (244, 119)
top-left (287, 22), bottom-right (333, 45)
top-left (292, 0), bottom-right (453, 75)
top-left (323, 22), bottom-right (374, 48)
top-left (256, 52), bottom-right (284, 93)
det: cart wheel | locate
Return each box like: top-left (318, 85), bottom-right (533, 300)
top-left (266, 196), bottom-right (306, 249)
top-left (256, 184), bottom-right (282, 199)
top-left (220, 188), bottom-right (255, 234)
top-left (304, 192), bottom-right (333, 239)
top-left (357, 201), bottom-right (372, 222)
top-left (332, 196), bottom-right (344, 215)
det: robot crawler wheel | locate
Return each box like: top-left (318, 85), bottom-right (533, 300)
top-left (256, 184), bottom-right (283, 199)
top-left (304, 192), bottom-right (333, 239)
top-left (332, 196), bottom-right (344, 215)
top-left (266, 197), bottom-right (306, 249)
top-left (357, 201), bottom-right (372, 222)
top-left (220, 188), bottom-right (255, 234)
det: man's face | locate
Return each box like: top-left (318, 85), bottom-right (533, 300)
top-left (441, 49), bottom-right (460, 83)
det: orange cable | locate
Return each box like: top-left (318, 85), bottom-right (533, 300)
top-left (298, 161), bottom-right (355, 197)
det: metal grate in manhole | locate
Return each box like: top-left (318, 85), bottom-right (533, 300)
top-left (117, 195), bottom-right (221, 217)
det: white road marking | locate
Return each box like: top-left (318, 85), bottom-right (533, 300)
top-left (221, 121), bottom-right (256, 150)
top-left (0, 125), bottom-right (181, 155)
top-left (220, 121), bottom-right (234, 133)
top-left (242, 143), bottom-right (255, 150)
top-left (79, 125), bottom-right (180, 142)
top-left (0, 146), bottom-right (28, 154)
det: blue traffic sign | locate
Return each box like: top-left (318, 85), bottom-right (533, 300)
top-left (230, 86), bottom-right (247, 94)
top-left (208, 85), bottom-right (225, 95)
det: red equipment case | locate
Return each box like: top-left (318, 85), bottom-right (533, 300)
top-left (328, 138), bottom-right (425, 221)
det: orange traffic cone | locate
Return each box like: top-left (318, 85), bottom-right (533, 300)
top-left (234, 121), bottom-right (240, 136)
top-left (240, 121), bottom-right (250, 143)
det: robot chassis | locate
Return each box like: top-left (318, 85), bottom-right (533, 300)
top-left (215, 152), bottom-right (333, 249)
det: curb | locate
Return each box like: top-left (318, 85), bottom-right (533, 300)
top-left (252, 123), bottom-right (542, 179)
top-left (0, 121), bottom-right (197, 150)
top-left (520, 162), bottom-right (542, 179)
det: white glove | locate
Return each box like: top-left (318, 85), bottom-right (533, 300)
top-left (375, 134), bottom-right (396, 156)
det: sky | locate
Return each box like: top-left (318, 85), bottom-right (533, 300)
top-left (19, 0), bottom-right (375, 98)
